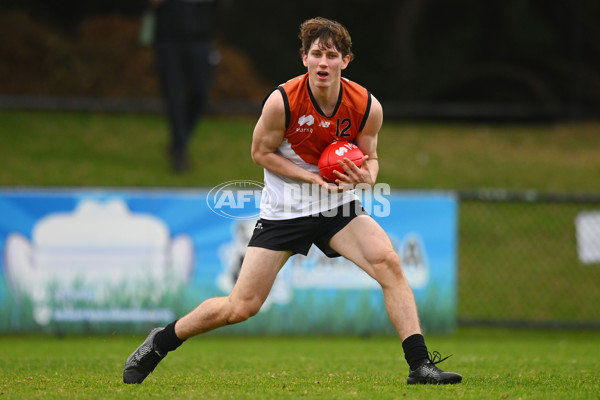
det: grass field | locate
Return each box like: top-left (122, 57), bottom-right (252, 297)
top-left (1, 329), bottom-right (599, 399)
top-left (1, 110), bottom-right (599, 191)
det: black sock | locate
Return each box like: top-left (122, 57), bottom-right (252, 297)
top-left (153, 320), bottom-right (185, 354)
top-left (402, 333), bottom-right (429, 370)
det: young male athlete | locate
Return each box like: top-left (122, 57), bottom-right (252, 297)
top-left (123, 16), bottom-right (462, 385)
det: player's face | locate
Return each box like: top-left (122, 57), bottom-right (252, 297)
top-left (302, 39), bottom-right (350, 89)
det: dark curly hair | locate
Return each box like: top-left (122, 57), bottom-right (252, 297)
top-left (298, 17), bottom-right (354, 61)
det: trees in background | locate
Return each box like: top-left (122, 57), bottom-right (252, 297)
top-left (2, 0), bottom-right (599, 118)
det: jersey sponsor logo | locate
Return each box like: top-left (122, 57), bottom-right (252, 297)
top-left (298, 114), bottom-right (314, 126)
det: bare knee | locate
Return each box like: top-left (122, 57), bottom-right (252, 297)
top-left (226, 298), bottom-right (262, 324)
top-left (370, 250), bottom-right (405, 286)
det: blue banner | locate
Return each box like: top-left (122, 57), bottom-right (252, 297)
top-left (0, 188), bottom-right (457, 334)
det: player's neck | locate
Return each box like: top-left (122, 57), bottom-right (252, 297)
top-left (309, 80), bottom-right (341, 117)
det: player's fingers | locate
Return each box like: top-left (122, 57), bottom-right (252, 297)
top-left (360, 155), bottom-right (369, 170)
top-left (336, 159), bottom-right (350, 172)
top-left (342, 157), bottom-right (358, 170)
top-left (342, 158), bottom-right (362, 180)
top-left (332, 169), bottom-right (350, 181)
top-left (337, 159), bottom-right (357, 177)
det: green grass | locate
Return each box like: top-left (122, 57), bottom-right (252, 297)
top-left (0, 110), bottom-right (262, 187)
top-left (376, 122), bottom-right (600, 192)
top-left (0, 329), bottom-right (599, 399)
top-left (1, 110), bottom-right (599, 191)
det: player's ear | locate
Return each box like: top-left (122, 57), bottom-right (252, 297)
top-left (302, 52), bottom-right (308, 67)
top-left (341, 54), bottom-right (351, 70)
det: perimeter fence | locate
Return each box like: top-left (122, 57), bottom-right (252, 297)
top-left (457, 190), bottom-right (600, 330)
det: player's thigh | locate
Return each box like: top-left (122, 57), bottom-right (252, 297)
top-left (229, 246), bottom-right (292, 304)
top-left (328, 215), bottom-right (397, 278)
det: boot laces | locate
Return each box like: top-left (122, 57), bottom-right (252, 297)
top-left (428, 351), bottom-right (452, 365)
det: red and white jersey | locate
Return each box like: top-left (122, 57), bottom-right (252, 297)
top-left (260, 73), bottom-right (373, 220)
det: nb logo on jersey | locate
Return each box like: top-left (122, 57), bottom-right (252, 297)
top-left (255, 222), bottom-right (263, 230)
top-left (298, 114), bottom-right (314, 126)
top-left (318, 121), bottom-right (331, 128)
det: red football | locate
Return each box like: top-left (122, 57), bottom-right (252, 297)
top-left (318, 141), bottom-right (364, 183)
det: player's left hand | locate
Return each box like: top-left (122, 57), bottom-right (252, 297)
top-left (332, 155), bottom-right (374, 190)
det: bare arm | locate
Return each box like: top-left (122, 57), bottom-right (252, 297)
top-left (251, 90), bottom-right (329, 187)
top-left (333, 95), bottom-right (383, 188)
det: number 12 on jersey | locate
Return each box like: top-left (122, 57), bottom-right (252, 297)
top-left (335, 118), bottom-right (351, 138)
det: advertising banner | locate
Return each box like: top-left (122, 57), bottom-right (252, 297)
top-left (0, 187), bottom-right (457, 334)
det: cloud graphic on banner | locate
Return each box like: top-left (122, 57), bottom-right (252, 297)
top-left (4, 199), bottom-right (193, 326)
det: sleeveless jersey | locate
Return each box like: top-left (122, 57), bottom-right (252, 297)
top-left (259, 73), bottom-right (373, 220)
